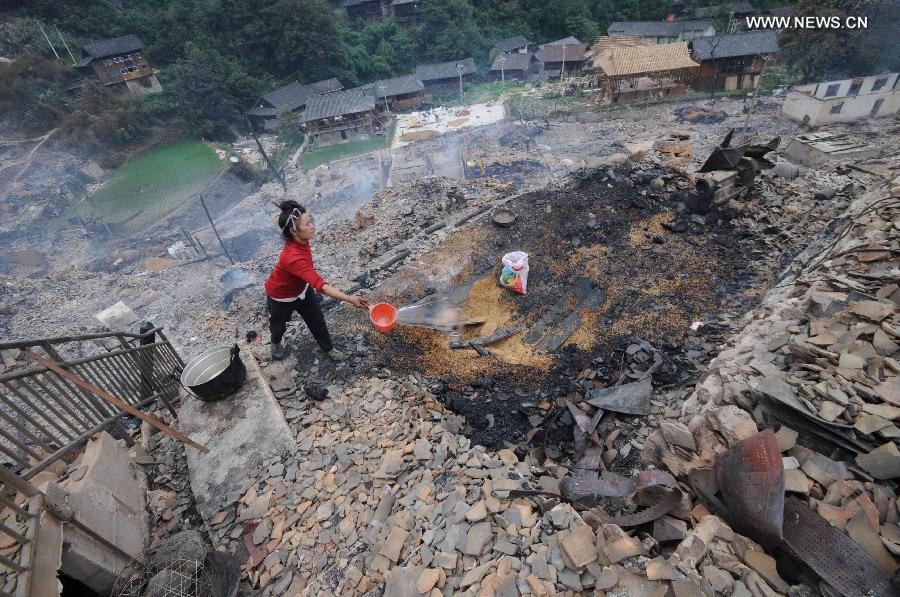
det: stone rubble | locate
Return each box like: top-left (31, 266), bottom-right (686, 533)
top-left (4, 98), bottom-right (898, 596)
top-left (125, 126), bottom-right (898, 595)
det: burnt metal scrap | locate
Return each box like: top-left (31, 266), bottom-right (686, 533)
top-left (690, 128), bottom-right (780, 213)
top-left (715, 428), bottom-right (784, 550)
top-left (585, 378), bottom-right (653, 416)
top-left (692, 429), bottom-right (899, 596)
top-left (782, 497), bottom-right (897, 597)
top-left (496, 468), bottom-right (682, 528)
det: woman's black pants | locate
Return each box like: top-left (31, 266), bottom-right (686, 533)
top-left (266, 291), bottom-right (333, 352)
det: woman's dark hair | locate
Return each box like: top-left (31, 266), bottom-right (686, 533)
top-left (277, 200), bottom-right (306, 240)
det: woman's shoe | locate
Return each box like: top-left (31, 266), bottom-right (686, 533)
top-left (326, 349), bottom-right (346, 362)
top-left (271, 342), bottom-right (287, 361)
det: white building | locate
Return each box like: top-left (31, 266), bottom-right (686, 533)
top-left (782, 73), bottom-right (899, 127)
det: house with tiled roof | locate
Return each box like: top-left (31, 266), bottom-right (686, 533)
top-left (415, 59), bottom-right (476, 92)
top-left (246, 79), bottom-right (343, 131)
top-left (690, 29), bottom-right (780, 91)
top-left (608, 20), bottom-right (716, 44)
top-left (362, 74), bottom-right (426, 110)
top-left (493, 36), bottom-right (531, 54)
top-left (488, 52), bottom-right (536, 81)
top-left (300, 87), bottom-right (385, 146)
top-left (534, 40), bottom-right (588, 77)
top-left (74, 34), bottom-right (161, 94)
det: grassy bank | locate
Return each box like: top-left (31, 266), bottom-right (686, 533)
top-left (301, 121), bottom-right (395, 169)
top-left (83, 138), bottom-right (223, 230)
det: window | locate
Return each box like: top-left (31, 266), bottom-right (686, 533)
top-left (848, 79), bottom-right (863, 96)
top-left (824, 83), bottom-right (840, 97)
top-left (872, 77), bottom-right (888, 91)
top-left (830, 101), bottom-right (844, 114)
top-left (871, 98), bottom-right (884, 115)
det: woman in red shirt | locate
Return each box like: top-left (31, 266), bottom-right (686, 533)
top-left (265, 200), bottom-right (368, 361)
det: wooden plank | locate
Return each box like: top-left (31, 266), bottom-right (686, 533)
top-left (21, 350), bottom-right (209, 454)
top-left (536, 288), bottom-right (606, 352)
top-left (525, 277), bottom-right (595, 345)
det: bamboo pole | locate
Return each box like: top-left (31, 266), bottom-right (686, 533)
top-left (21, 350), bottom-right (209, 453)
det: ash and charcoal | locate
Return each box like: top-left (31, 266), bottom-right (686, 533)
top-left (287, 167), bottom-right (759, 453)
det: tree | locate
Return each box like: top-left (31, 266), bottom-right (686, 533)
top-left (421, 0), bottom-right (485, 61)
top-left (276, 109), bottom-right (304, 147)
top-left (781, 0), bottom-right (900, 82)
top-left (170, 43), bottom-right (253, 140)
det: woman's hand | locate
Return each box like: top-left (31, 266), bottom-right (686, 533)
top-left (346, 295), bottom-right (369, 309)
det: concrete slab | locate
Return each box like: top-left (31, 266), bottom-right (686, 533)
top-left (30, 498), bottom-right (64, 597)
top-left (94, 301), bottom-right (140, 330)
top-left (393, 103), bottom-right (506, 148)
top-left (61, 432), bottom-right (148, 594)
top-left (177, 346), bottom-right (293, 523)
top-left (784, 132), bottom-right (878, 166)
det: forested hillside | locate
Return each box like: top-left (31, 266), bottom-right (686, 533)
top-left (0, 0), bottom-right (682, 141)
top-left (1, 0), bottom-right (895, 151)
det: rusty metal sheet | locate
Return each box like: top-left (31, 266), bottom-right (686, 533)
top-left (586, 378), bottom-right (652, 416)
top-left (782, 497), bottom-right (897, 597)
top-left (715, 428), bottom-right (784, 550)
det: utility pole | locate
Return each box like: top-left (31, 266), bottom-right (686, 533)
top-left (55, 25), bottom-right (76, 65)
top-left (560, 43), bottom-right (566, 82)
top-left (500, 53), bottom-right (506, 83)
top-left (708, 35), bottom-right (723, 99)
top-left (200, 195), bottom-right (234, 264)
top-left (248, 122), bottom-right (286, 190)
top-left (456, 62), bottom-right (465, 104)
top-left (740, 56), bottom-right (771, 143)
top-left (37, 21), bottom-right (61, 60)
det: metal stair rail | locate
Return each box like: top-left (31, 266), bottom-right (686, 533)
top-left (0, 325), bottom-right (184, 596)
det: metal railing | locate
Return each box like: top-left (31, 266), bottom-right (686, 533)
top-left (0, 325), bottom-right (184, 479)
top-left (0, 325), bottom-right (184, 596)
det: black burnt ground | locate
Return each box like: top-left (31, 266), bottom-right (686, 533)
top-left (292, 168), bottom-right (760, 452)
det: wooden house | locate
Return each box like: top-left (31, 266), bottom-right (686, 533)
top-left (343, 0), bottom-right (385, 20)
top-left (390, 0), bottom-right (421, 22)
top-left (300, 87), bottom-right (383, 147)
top-left (246, 78), bottom-right (343, 131)
top-left (593, 42), bottom-right (699, 103)
top-left (690, 30), bottom-right (779, 91)
top-left (488, 52), bottom-right (535, 81)
top-left (74, 34), bottom-right (161, 94)
top-left (608, 21), bottom-right (716, 44)
top-left (535, 40), bottom-right (588, 77)
top-left (493, 36), bottom-right (531, 54)
top-left (415, 59), bottom-right (476, 93)
top-left (365, 74), bottom-right (426, 111)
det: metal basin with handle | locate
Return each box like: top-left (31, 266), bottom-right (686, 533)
top-left (180, 344), bottom-right (247, 402)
